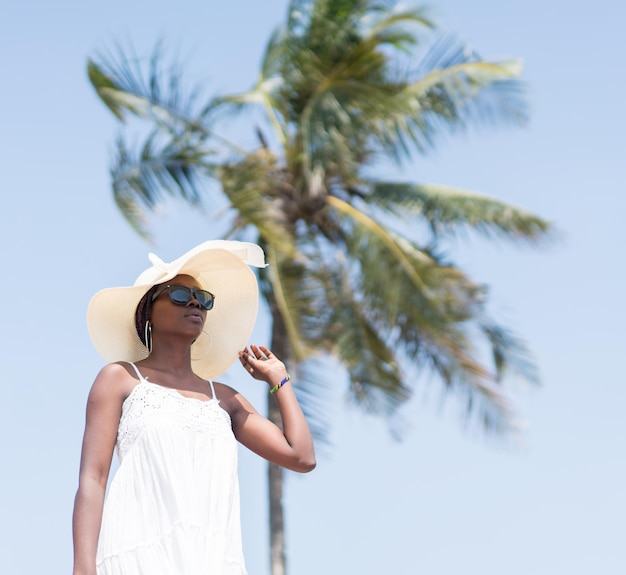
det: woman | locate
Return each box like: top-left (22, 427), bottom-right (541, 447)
top-left (72, 240), bottom-right (315, 575)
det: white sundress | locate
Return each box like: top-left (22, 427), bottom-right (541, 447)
top-left (96, 363), bottom-right (247, 575)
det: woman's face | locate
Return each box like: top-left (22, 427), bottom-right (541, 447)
top-left (149, 274), bottom-right (208, 340)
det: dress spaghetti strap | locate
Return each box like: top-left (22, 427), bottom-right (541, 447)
top-left (208, 380), bottom-right (218, 402)
top-left (127, 362), bottom-right (146, 381)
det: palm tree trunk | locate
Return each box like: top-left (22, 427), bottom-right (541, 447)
top-left (268, 408), bottom-right (286, 575)
top-left (268, 293), bottom-right (289, 575)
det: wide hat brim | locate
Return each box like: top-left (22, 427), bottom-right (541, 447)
top-left (87, 240), bottom-right (266, 380)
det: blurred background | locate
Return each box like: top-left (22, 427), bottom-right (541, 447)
top-left (1, 1), bottom-right (624, 573)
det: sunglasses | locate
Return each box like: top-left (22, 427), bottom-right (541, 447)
top-left (151, 284), bottom-right (215, 310)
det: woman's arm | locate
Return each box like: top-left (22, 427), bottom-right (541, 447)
top-left (227, 345), bottom-right (316, 473)
top-left (72, 364), bottom-right (129, 575)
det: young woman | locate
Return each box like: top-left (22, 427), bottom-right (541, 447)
top-left (72, 240), bottom-right (315, 575)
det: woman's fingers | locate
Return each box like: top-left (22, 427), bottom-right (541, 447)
top-left (239, 349), bottom-right (256, 374)
top-left (240, 346), bottom-right (286, 382)
top-left (250, 344), bottom-right (272, 362)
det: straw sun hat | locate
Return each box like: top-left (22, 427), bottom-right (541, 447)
top-left (87, 240), bottom-right (267, 380)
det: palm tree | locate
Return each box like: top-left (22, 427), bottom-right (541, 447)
top-left (88, 1), bottom-right (550, 573)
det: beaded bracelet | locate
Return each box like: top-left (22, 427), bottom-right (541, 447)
top-left (269, 374), bottom-right (290, 394)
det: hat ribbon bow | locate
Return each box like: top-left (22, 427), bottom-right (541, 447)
top-left (148, 253), bottom-right (175, 279)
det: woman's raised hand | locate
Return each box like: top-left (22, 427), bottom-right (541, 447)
top-left (238, 345), bottom-right (288, 385)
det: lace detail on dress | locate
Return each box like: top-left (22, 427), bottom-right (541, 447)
top-left (117, 382), bottom-right (233, 461)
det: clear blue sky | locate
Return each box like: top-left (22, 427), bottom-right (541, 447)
top-left (1, 1), bottom-right (624, 574)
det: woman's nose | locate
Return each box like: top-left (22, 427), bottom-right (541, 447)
top-left (186, 296), bottom-right (201, 308)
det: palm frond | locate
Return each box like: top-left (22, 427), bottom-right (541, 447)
top-left (289, 357), bottom-right (336, 449)
top-left (366, 4), bottom-right (434, 41)
top-left (414, 34), bottom-right (526, 116)
top-left (327, 195), bottom-right (431, 292)
top-left (367, 181), bottom-right (552, 242)
top-left (427, 350), bottom-right (521, 435)
top-left (480, 321), bottom-right (540, 385)
top-left (398, 35), bottom-right (527, 142)
top-left (111, 133), bottom-right (216, 240)
top-left (261, 246), bottom-right (320, 362)
top-left (325, 284), bottom-right (410, 415)
top-left (327, 195), bottom-right (528, 429)
top-left (88, 42), bottom-right (245, 154)
top-left (216, 28), bottom-right (288, 146)
top-left (89, 42), bottom-right (197, 123)
top-left (87, 59), bottom-right (126, 121)
top-left (354, 36), bottom-right (525, 158)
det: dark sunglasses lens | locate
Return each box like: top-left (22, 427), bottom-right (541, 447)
top-left (194, 290), bottom-right (214, 310)
top-left (168, 287), bottom-right (192, 305)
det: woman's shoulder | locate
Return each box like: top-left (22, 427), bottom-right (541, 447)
top-left (95, 361), bottom-right (140, 384)
top-left (212, 381), bottom-right (241, 404)
top-left (90, 362), bottom-right (139, 402)
top-left (213, 381), bottom-right (259, 420)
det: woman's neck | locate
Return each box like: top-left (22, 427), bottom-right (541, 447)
top-left (140, 342), bottom-right (195, 377)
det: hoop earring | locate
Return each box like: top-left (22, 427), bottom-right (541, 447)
top-left (191, 330), bottom-right (212, 361)
top-left (144, 320), bottom-right (153, 353)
